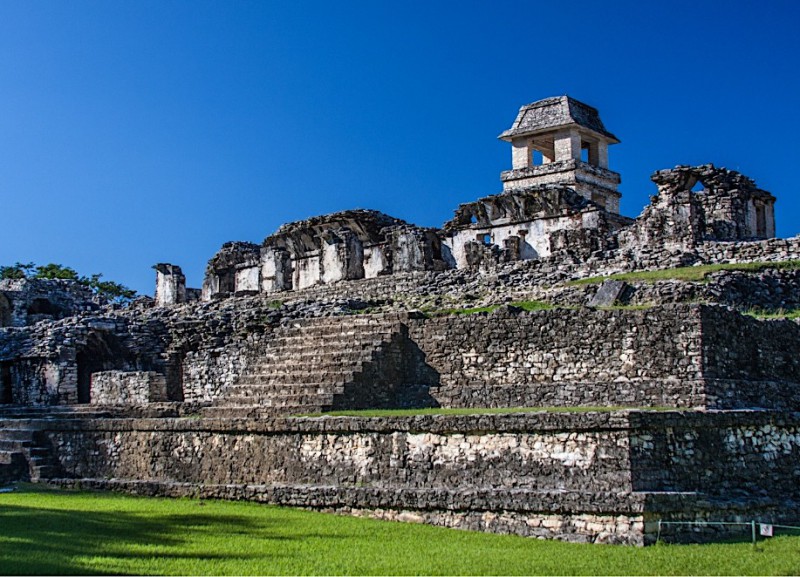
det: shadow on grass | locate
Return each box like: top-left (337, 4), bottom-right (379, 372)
top-left (0, 502), bottom-right (291, 575)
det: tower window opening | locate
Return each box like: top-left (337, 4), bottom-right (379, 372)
top-left (756, 204), bottom-right (767, 237)
top-left (690, 180), bottom-right (705, 193)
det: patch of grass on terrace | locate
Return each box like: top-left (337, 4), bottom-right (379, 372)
top-left (569, 260), bottom-right (800, 285)
top-left (298, 405), bottom-right (678, 418)
top-left (428, 300), bottom-right (553, 316)
top-left (744, 308), bottom-right (800, 321)
top-left (1, 485), bottom-right (799, 575)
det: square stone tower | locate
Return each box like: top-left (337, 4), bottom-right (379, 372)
top-left (499, 95), bottom-right (622, 213)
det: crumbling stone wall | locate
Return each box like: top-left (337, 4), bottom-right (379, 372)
top-left (199, 211), bottom-right (449, 299)
top-left (442, 186), bottom-right (631, 270)
top-left (407, 306), bottom-right (705, 409)
top-left (30, 409), bottom-right (800, 544)
top-left (619, 165), bottom-right (776, 257)
top-left (91, 371), bottom-right (168, 405)
top-left (0, 279), bottom-right (100, 328)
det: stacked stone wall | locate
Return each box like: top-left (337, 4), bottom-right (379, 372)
top-left (29, 410), bottom-right (800, 544)
top-left (629, 411), bottom-right (800, 497)
top-left (408, 306), bottom-right (705, 409)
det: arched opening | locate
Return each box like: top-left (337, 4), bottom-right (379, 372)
top-left (690, 180), bottom-right (705, 193)
top-left (0, 294), bottom-right (12, 327)
top-left (27, 298), bottom-right (59, 315)
top-left (75, 331), bottom-right (131, 404)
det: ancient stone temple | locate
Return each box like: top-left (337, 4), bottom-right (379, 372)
top-left (1, 95), bottom-right (800, 546)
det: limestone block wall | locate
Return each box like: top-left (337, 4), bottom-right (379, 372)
top-left (699, 306), bottom-right (800, 409)
top-left (629, 411), bottom-right (800, 497)
top-left (91, 371), bottom-right (168, 405)
top-left (31, 410), bottom-right (800, 544)
top-left (408, 306), bottom-right (705, 409)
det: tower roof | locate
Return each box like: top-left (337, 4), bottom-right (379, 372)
top-left (498, 95), bottom-right (619, 142)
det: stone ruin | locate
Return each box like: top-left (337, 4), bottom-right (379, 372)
top-left (1, 95), bottom-right (798, 546)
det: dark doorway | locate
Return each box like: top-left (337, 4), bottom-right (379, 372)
top-left (76, 351), bottom-right (93, 403)
top-left (0, 362), bottom-right (13, 404)
top-left (75, 331), bottom-right (131, 404)
top-left (0, 294), bottom-right (11, 328)
top-left (756, 204), bottom-right (767, 238)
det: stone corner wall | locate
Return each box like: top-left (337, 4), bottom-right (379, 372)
top-left (91, 371), bottom-right (168, 405)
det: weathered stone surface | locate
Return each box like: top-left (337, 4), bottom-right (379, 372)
top-left (587, 280), bottom-right (629, 307)
top-left (2, 95), bottom-right (800, 547)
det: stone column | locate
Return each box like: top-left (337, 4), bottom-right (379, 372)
top-left (153, 264), bottom-right (186, 306)
top-left (511, 138), bottom-right (531, 169)
top-left (554, 130), bottom-right (581, 162)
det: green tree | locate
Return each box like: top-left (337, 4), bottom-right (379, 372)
top-left (0, 262), bottom-right (35, 280)
top-left (33, 263), bottom-right (81, 281)
top-left (0, 262), bottom-right (137, 303)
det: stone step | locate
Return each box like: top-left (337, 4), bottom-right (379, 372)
top-left (0, 429), bottom-right (35, 442)
top-left (251, 348), bottom-right (379, 361)
top-left (27, 447), bottom-right (52, 460)
top-left (0, 439), bottom-right (32, 451)
top-left (274, 329), bottom-right (394, 340)
top-left (273, 331), bottom-right (394, 343)
top-left (30, 465), bottom-right (58, 481)
top-left (237, 363), bottom-right (354, 384)
top-left (278, 327), bottom-right (398, 340)
top-left (224, 383), bottom-right (330, 395)
top-left (0, 450), bottom-right (22, 465)
top-left (284, 318), bottom-right (401, 329)
top-left (199, 405), bottom-right (324, 419)
top-left (251, 341), bottom-right (387, 359)
top-left (222, 392), bottom-right (335, 408)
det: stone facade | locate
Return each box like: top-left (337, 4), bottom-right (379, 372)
top-left (9, 409), bottom-right (799, 545)
top-left (0, 278), bottom-right (100, 328)
top-left (2, 94), bottom-right (800, 546)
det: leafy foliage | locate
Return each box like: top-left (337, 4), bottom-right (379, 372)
top-left (0, 262), bottom-right (136, 303)
top-left (0, 262), bottom-right (35, 280)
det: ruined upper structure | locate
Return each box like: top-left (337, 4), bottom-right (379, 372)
top-left (498, 96), bottom-right (622, 213)
top-left (0, 279), bottom-right (100, 328)
top-left (144, 96), bottom-right (779, 304)
top-left (199, 210), bottom-right (448, 299)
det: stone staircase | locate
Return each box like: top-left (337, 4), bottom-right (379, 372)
top-left (208, 315), bottom-right (409, 416)
top-left (0, 416), bottom-right (59, 483)
top-left (0, 406), bottom-right (118, 484)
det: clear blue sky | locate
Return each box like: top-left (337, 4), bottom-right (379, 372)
top-left (1, 1), bottom-right (798, 296)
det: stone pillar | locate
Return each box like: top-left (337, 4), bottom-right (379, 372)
top-left (260, 248), bottom-right (292, 293)
top-left (511, 138), bottom-right (531, 169)
top-left (153, 264), bottom-right (186, 306)
top-left (596, 141), bottom-right (609, 168)
top-left (320, 228), bottom-right (364, 284)
top-left (554, 130), bottom-right (581, 162)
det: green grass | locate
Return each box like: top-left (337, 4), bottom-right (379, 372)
top-left (569, 260), bottom-right (800, 285)
top-left (299, 405), bottom-right (677, 418)
top-left (428, 300), bottom-right (553, 316)
top-left (744, 308), bottom-right (800, 321)
top-left (1, 485), bottom-right (799, 575)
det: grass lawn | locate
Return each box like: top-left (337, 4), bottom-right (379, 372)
top-left (569, 260), bottom-right (800, 285)
top-left (1, 485), bottom-right (799, 575)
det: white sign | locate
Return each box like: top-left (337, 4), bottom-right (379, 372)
top-left (760, 524), bottom-right (774, 537)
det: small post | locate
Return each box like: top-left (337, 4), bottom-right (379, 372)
top-left (656, 520), bottom-right (662, 544)
top-left (751, 520), bottom-right (757, 546)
